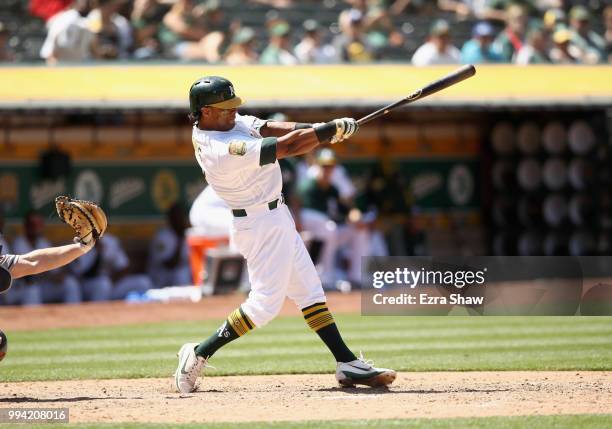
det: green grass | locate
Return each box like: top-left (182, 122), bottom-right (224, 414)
top-left (2, 315), bottom-right (612, 382)
top-left (1, 415), bottom-right (611, 429)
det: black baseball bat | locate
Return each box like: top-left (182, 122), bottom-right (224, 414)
top-left (357, 64), bottom-right (476, 126)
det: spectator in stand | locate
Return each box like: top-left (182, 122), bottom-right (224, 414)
top-left (199, 0), bottom-right (228, 62)
top-left (249, 0), bottom-right (294, 7)
top-left (223, 27), bottom-right (259, 65)
top-left (493, 4), bottom-right (529, 62)
top-left (605, 5), bottom-right (612, 62)
top-left (550, 28), bottom-right (580, 63)
top-left (260, 21), bottom-right (298, 65)
top-left (294, 19), bottom-right (337, 64)
top-left (515, 24), bottom-right (552, 64)
top-left (568, 5), bottom-right (605, 64)
top-left (29, 0), bottom-right (72, 23)
top-left (40, 0), bottom-right (98, 64)
top-left (343, 1), bottom-right (403, 52)
top-left (379, 0), bottom-right (433, 16)
top-left (87, 0), bottom-right (133, 60)
top-left (6, 211), bottom-right (81, 305)
top-left (148, 203), bottom-right (192, 288)
top-left (412, 19), bottom-right (461, 66)
top-left (543, 8), bottom-right (566, 33)
top-left (70, 233), bottom-right (153, 301)
top-left (131, 0), bottom-right (168, 60)
top-left (334, 9), bottom-right (375, 63)
top-left (0, 22), bottom-right (15, 62)
top-left (461, 21), bottom-right (504, 64)
top-left (488, 0), bottom-right (538, 19)
top-left (437, 0), bottom-right (507, 21)
top-left (534, 0), bottom-right (562, 10)
top-left (159, 0), bottom-right (223, 62)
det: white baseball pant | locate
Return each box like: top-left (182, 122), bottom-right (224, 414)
top-left (231, 204), bottom-right (325, 327)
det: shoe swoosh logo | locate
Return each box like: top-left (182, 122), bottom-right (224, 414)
top-left (342, 370), bottom-right (384, 380)
top-left (180, 352), bottom-right (191, 375)
top-left (345, 363), bottom-right (368, 370)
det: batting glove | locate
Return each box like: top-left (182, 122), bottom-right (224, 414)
top-left (331, 118), bottom-right (359, 144)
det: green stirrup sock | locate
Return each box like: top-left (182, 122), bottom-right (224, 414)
top-left (302, 302), bottom-right (357, 363)
top-left (195, 307), bottom-right (255, 359)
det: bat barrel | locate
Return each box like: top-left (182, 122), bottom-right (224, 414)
top-left (420, 64), bottom-right (476, 99)
top-left (356, 65), bottom-right (476, 126)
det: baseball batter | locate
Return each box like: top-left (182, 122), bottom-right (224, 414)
top-left (175, 76), bottom-right (396, 393)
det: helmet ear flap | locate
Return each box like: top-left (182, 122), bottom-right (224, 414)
top-left (188, 109), bottom-right (202, 125)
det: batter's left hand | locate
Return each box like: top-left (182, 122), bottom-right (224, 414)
top-left (331, 118), bottom-right (359, 144)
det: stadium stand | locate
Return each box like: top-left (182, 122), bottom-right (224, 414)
top-left (1, 0), bottom-right (606, 64)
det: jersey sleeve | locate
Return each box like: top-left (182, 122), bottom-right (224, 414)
top-left (220, 136), bottom-right (278, 170)
top-left (236, 114), bottom-right (267, 133)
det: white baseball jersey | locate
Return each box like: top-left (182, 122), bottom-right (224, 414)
top-left (190, 113), bottom-right (325, 327)
top-left (192, 114), bottom-right (282, 209)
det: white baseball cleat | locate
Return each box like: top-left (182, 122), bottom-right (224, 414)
top-left (174, 343), bottom-right (208, 393)
top-left (336, 353), bottom-right (396, 387)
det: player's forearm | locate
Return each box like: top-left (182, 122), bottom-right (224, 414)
top-left (276, 129), bottom-right (321, 159)
top-left (260, 121), bottom-right (298, 138)
top-left (11, 243), bottom-right (87, 279)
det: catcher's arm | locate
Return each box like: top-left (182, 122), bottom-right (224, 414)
top-left (10, 242), bottom-right (90, 279)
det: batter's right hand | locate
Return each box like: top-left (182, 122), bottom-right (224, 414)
top-left (331, 118), bottom-right (359, 144)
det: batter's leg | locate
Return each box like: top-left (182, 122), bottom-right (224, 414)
top-left (301, 302), bottom-right (357, 363)
top-left (193, 207), bottom-right (295, 359)
top-left (285, 225), bottom-right (357, 363)
top-left (286, 220), bottom-right (396, 387)
top-left (194, 306), bottom-right (254, 359)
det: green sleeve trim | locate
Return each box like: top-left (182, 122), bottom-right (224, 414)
top-left (259, 137), bottom-right (278, 166)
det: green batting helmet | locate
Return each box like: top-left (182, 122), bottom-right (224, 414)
top-left (189, 76), bottom-right (244, 113)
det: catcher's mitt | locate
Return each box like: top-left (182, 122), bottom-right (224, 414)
top-left (55, 196), bottom-right (108, 245)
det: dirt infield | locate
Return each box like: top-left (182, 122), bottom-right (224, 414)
top-left (2, 293), bottom-right (610, 423)
top-left (2, 372), bottom-right (611, 423)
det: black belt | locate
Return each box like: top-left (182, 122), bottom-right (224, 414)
top-left (232, 198), bottom-right (280, 217)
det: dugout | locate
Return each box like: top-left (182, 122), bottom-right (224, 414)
top-left (0, 64), bottom-right (611, 257)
